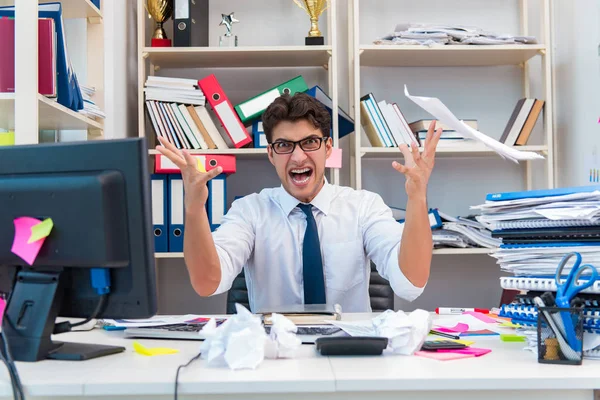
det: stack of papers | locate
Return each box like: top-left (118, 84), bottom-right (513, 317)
top-left (374, 23), bottom-right (538, 46)
top-left (79, 85), bottom-right (106, 120)
top-left (432, 210), bottom-right (500, 249)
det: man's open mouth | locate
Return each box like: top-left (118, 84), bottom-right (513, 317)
top-left (289, 167), bottom-right (313, 185)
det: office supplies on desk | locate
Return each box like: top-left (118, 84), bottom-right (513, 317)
top-left (257, 303), bottom-right (342, 325)
top-left (435, 307), bottom-right (489, 315)
top-left (421, 340), bottom-right (466, 351)
top-left (429, 329), bottom-right (460, 340)
top-left (315, 336), bottom-right (388, 356)
top-left (553, 252), bottom-right (599, 351)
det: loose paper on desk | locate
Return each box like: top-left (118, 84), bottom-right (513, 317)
top-left (330, 309), bottom-right (431, 355)
top-left (403, 85), bottom-right (545, 163)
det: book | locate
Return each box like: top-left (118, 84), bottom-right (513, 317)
top-left (256, 304), bottom-right (342, 325)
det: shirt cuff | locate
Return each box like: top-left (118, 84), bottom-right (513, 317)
top-left (209, 246), bottom-right (233, 296)
top-left (385, 243), bottom-right (426, 302)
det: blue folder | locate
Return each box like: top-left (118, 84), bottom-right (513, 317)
top-left (486, 185), bottom-right (600, 201)
top-left (306, 85), bottom-right (354, 138)
top-left (168, 174), bottom-right (185, 252)
top-left (0, 2), bottom-right (83, 112)
top-left (151, 174), bottom-right (169, 252)
top-left (207, 174), bottom-right (227, 232)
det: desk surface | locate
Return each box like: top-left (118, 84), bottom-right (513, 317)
top-left (1, 313), bottom-right (599, 399)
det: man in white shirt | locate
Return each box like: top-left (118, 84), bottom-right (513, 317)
top-left (156, 93), bottom-right (442, 312)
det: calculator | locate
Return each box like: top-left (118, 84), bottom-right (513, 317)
top-left (420, 340), bottom-right (467, 351)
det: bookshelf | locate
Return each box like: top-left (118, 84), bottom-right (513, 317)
top-left (137, 0), bottom-right (340, 258)
top-left (3, 0), bottom-right (105, 144)
top-left (349, 0), bottom-right (555, 191)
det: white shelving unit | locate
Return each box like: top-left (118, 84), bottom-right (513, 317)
top-left (2, 0), bottom-right (105, 144)
top-left (347, 0), bottom-right (555, 257)
top-left (137, 0), bottom-right (339, 185)
top-left (137, 0), bottom-right (339, 258)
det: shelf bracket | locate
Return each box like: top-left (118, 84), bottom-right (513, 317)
top-left (539, 49), bottom-right (547, 56)
top-left (154, 65), bottom-right (161, 72)
top-left (322, 63), bottom-right (329, 71)
top-left (87, 16), bottom-right (102, 24)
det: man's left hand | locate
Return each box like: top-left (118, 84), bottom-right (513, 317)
top-left (392, 121), bottom-right (442, 201)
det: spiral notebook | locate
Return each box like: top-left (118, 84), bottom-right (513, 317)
top-left (492, 226), bottom-right (600, 243)
top-left (500, 276), bottom-right (600, 294)
top-left (494, 218), bottom-right (600, 230)
top-left (499, 304), bottom-right (600, 320)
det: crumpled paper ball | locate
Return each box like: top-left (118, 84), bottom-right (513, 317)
top-left (199, 304), bottom-right (301, 370)
top-left (371, 309), bottom-right (432, 355)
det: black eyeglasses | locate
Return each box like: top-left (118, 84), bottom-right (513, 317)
top-left (269, 136), bottom-right (328, 155)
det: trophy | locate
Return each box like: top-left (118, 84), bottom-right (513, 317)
top-left (219, 12), bottom-right (239, 47)
top-left (146, 0), bottom-right (173, 47)
top-left (293, 0), bottom-right (328, 45)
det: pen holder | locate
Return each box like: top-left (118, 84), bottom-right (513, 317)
top-left (537, 306), bottom-right (584, 365)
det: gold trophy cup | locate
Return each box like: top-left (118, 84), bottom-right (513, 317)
top-left (146, 0), bottom-right (173, 47)
top-left (293, 0), bottom-right (328, 45)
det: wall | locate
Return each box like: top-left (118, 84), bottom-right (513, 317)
top-left (103, 0), bottom-right (590, 315)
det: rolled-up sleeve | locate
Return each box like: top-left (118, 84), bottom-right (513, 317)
top-left (360, 192), bottom-right (425, 301)
top-left (209, 196), bottom-right (256, 296)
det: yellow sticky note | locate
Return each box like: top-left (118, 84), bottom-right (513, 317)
top-left (0, 131), bottom-right (14, 146)
top-left (133, 341), bottom-right (179, 356)
top-left (196, 158), bottom-right (206, 172)
top-left (28, 218), bottom-right (53, 244)
top-left (499, 321), bottom-right (521, 329)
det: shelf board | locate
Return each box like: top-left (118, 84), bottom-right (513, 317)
top-left (0, 1), bottom-right (103, 19)
top-left (143, 46), bottom-right (332, 68)
top-left (0, 93), bottom-right (103, 131)
top-left (156, 248), bottom-right (493, 259)
top-left (359, 45), bottom-right (546, 67)
top-left (148, 148), bottom-right (267, 159)
top-left (360, 145), bottom-right (548, 158)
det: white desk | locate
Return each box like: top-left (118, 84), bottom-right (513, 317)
top-left (1, 314), bottom-right (599, 400)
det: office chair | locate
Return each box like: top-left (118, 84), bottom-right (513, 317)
top-left (225, 262), bottom-right (395, 313)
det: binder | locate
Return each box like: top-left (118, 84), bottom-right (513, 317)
top-left (207, 174), bottom-right (226, 231)
top-left (485, 184), bottom-right (600, 202)
top-left (151, 174), bottom-right (169, 252)
top-left (168, 175), bottom-right (185, 252)
top-left (252, 120), bottom-right (268, 148)
top-left (0, 3), bottom-right (83, 111)
top-left (155, 154), bottom-right (236, 174)
top-left (198, 74), bottom-right (252, 148)
top-left (173, 0), bottom-right (208, 47)
top-left (306, 85), bottom-right (354, 138)
top-left (499, 276), bottom-right (600, 294)
top-left (494, 218), bottom-right (600, 230)
top-left (235, 76), bottom-right (309, 125)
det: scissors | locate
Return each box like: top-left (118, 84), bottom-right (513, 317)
top-left (554, 252), bottom-right (599, 351)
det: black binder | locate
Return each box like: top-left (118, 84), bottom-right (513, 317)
top-left (173, 0), bottom-right (209, 47)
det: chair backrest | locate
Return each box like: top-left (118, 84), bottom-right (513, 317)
top-left (225, 262), bottom-right (395, 313)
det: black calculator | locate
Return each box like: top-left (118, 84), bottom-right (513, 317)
top-left (420, 340), bottom-right (467, 351)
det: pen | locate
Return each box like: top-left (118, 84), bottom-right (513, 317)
top-left (429, 329), bottom-right (460, 340)
top-left (435, 307), bottom-right (489, 315)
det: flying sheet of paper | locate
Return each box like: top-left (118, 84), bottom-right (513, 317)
top-left (326, 148), bottom-right (343, 168)
top-left (403, 85), bottom-right (545, 163)
top-left (11, 217), bottom-right (46, 265)
top-left (28, 218), bottom-right (53, 244)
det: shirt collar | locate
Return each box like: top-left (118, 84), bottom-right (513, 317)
top-left (277, 178), bottom-right (333, 216)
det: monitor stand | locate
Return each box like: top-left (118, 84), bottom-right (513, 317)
top-left (1, 269), bottom-right (125, 362)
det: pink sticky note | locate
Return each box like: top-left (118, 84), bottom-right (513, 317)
top-left (11, 217), bottom-right (46, 265)
top-left (415, 351), bottom-right (474, 361)
top-left (463, 311), bottom-right (498, 324)
top-left (438, 347), bottom-right (492, 357)
top-left (434, 323), bottom-right (470, 333)
top-left (325, 148), bottom-right (342, 168)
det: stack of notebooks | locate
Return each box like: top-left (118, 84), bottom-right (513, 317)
top-left (145, 74), bottom-right (355, 151)
top-left (472, 185), bottom-right (600, 276)
top-left (472, 185), bottom-right (600, 358)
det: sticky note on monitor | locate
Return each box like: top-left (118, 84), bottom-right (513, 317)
top-left (28, 218), bottom-right (53, 244)
top-left (325, 148), bottom-right (342, 168)
top-left (11, 217), bottom-right (47, 265)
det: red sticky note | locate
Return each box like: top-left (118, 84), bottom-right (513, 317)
top-left (11, 217), bottom-right (46, 265)
top-left (438, 347), bottom-right (492, 357)
top-left (325, 148), bottom-right (342, 168)
top-left (415, 351), bottom-right (473, 361)
top-left (463, 311), bottom-right (498, 324)
top-left (434, 323), bottom-right (469, 333)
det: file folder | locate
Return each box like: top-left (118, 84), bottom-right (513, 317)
top-left (198, 74), bottom-right (252, 148)
top-left (486, 185), bottom-right (600, 201)
top-left (168, 174), bottom-right (185, 252)
top-left (207, 174), bottom-right (227, 231)
top-left (173, 0), bottom-right (208, 47)
top-left (151, 174), bottom-right (169, 252)
top-left (155, 154), bottom-right (236, 174)
top-left (235, 76), bottom-right (309, 125)
top-left (306, 85), bottom-right (354, 138)
top-left (252, 120), bottom-right (267, 148)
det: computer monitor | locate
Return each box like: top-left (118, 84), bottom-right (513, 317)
top-left (0, 137), bottom-right (157, 362)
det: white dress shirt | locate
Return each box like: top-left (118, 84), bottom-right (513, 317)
top-left (210, 181), bottom-right (425, 313)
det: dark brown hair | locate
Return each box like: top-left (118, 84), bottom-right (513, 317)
top-left (261, 92), bottom-right (331, 143)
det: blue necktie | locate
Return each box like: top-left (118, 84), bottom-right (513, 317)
top-left (298, 203), bottom-right (326, 304)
